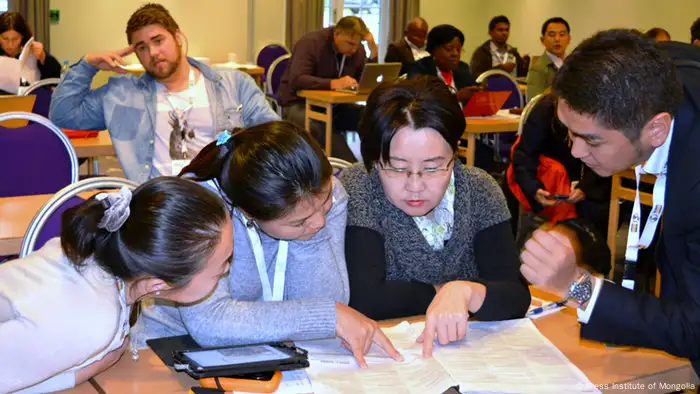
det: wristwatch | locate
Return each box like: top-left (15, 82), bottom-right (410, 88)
top-left (560, 270), bottom-right (593, 308)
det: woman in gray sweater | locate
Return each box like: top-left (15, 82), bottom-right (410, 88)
top-left (134, 121), bottom-right (401, 368)
top-left (340, 77), bottom-right (531, 357)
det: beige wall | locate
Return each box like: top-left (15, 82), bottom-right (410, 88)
top-left (49, 0), bottom-right (253, 65)
top-left (252, 0), bottom-right (287, 58)
top-left (420, 0), bottom-right (700, 59)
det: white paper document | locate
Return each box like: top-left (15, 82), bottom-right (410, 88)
top-left (0, 36), bottom-right (40, 94)
top-left (296, 319), bottom-right (599, 394)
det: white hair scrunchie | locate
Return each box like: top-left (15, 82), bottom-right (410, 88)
top-left (95, 186), bottom-right (132, 232)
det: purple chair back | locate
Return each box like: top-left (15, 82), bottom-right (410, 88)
top-left (0, 112), bottom-right (79, 197)
top-left (266, 55), bottom-right (291, 97)
top-left (29, 87), bottom-right (53, 117)
top-left (476, 70), bottom-right (523, 109)
top-left (20, 177), bottom-right (138, 257)
top-left (22, 78), bottom-right (60, 118)
top-left (475, 71), bottom-right (523, 162)
top-left (256, 44), bottom-right (290, 82)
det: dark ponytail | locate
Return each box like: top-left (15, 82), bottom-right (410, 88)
top-left (60, 177), bottom-right (228, 286)
top-left (182, 121), bottom-right (333, 221)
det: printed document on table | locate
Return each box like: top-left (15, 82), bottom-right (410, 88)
top-left (296, 337), bottom-right (456, 394)
top-left (297, 319), bottom-right (598, 394)
top-left (412, 319), bottom-right (599, 393)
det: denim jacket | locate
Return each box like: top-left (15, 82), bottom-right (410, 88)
top-left (49, 57), bottom-right (279, 183)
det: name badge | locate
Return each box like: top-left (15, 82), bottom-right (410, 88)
top-left (172, 159), bottom-right (191, 176)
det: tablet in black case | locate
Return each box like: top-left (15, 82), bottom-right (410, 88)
top-left (147, 335), bottom-right (309, 380)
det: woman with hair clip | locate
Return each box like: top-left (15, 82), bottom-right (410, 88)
top-left (134, 120), bottom-right (403, 368)
top-left (0, 177), bottom-right (232, 393)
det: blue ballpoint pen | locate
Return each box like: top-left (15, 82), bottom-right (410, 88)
top-left (526, 301), bottom-right (566, 317)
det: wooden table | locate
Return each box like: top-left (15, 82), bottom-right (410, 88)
top-left (57, 381), bottom-right (100, 393)
top-left (0, 191), bottom-right (99, 256)
top-left (460, 117), bottom-right (520, 166)
top-left (297, 90), bottom-right (369, 156)
top-left (0, 194), bottom-right (54, 256)
top-left (212, 63), bottom-right (265, 86)
top-left (70, 132), bottom-right (115, 175)
top-left (530, 290), bottom-right (697, 393)
top-left (88, 295), bottom-right (697, 393)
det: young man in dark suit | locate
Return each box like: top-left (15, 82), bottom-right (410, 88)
top-left (384, 17), bottom-right (428, 74)
top-left (520, 29), bottom-right (700, 376)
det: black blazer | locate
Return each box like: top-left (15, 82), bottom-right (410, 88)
top-left (407, 56), bottom-right (477, 91)
top-left (579, 41), bottom-right (700, 375)
top-left (384, 40), bottom-right (415, 75)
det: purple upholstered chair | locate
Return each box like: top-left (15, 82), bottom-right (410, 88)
top-left (0, 111), bottom-right (79, 197)
top-left (265, 54), bottom-right (291, 115)
top-left (19, 177), bottom-right (138, 257)
top-left (475, 70), bottom-right (524, 162)
top-left (22, 78), bottom-right (61, 118)
top-left (256, 44), bottom-right (290, 86)
top-left (476, 69), bottom-right (524, 109)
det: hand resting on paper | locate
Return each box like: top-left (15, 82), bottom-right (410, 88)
top-left (417, 280), bottom-right (486, 357)
top-left (84, 46), bottom-right (135, 74)
top-left (335, 302), bottom-right (403, 368)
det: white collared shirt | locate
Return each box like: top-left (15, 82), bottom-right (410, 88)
top-left (405, 37), bottom-right (430, 61)
top-left (578, 120), bottom-right (675, 324)
top-left (545, 50), bottom-right (564, 69)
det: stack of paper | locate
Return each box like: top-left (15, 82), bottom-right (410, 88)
top-left (296, 319), bottom-right (599, 394)
top-left (0, 37), bottom-right (40, 94)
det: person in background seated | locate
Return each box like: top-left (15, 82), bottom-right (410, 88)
top-left (691, 17), bottom-right (700, 46)
top-left (527, 17), bottom-right (571, 101)
top-left (49, 3), bottom-right (277, 184)
top-left (279, 16), bottom-right (378, 163)
top-left (511, 93), bottom-right (611, 248)
top-left (645, 27), bottom-right (671, 42)
top-left (408, 24), bottom-right (479, 104)
top-left (134, 121), bottom-right (402, 368)
top-left (385, 17), bottom-right (429, 75)
top-left (340, 77), bottom-right (530, 357)
top-left (0, 12), bottom-right (61, 91)
top-left (470, 15), bottom-right (528, 79)
top-left (0, 177), bottom-right (232, 393)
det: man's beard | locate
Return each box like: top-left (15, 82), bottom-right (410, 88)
top-left (146, 46), bottom-right (182, 80)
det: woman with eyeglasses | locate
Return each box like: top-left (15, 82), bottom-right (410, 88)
top-left (340, 76), bottom-right (530, 357)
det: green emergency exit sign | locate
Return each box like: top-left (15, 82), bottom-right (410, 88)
top-left (49, 9), bottom-right (60, 23)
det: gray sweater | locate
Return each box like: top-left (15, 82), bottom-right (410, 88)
top-left (339, 163), bottom-right (531, 320)
top-left (132, 177), bottom-right (349, 348)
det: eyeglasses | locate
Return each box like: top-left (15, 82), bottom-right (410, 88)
top-left (381, 157), bottom-right (455, 180)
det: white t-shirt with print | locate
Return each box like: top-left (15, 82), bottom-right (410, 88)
top-left (152, 74), bottom-right (214, 177)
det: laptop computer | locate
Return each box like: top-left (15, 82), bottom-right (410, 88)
top-left (336, 62), bottom-right (402, 94)
top-left (462, 91), bottom-right (512, 117)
